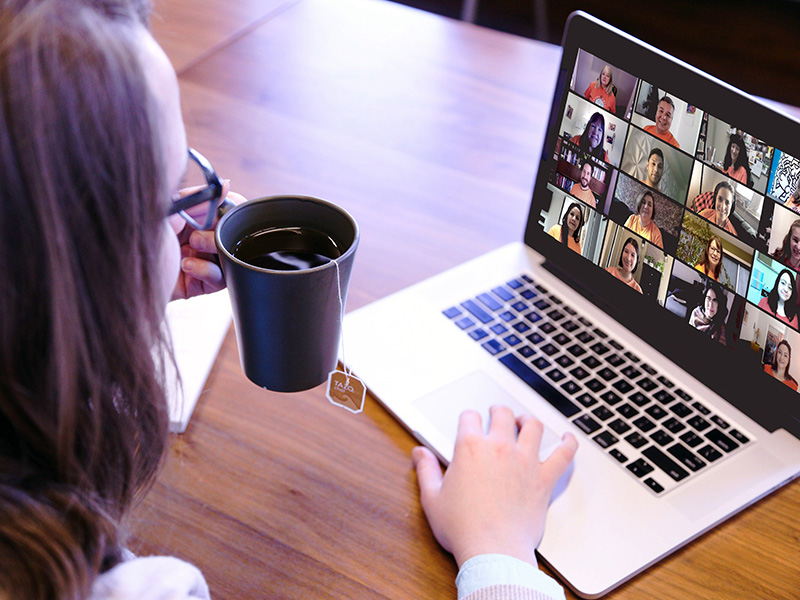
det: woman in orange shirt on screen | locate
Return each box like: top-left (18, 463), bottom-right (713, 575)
top-left (548, 201), bottom-right (584, 254)
top-left (584, 65), bottom-right (616, 114)
top-left (606, 237), bottom-right (643, 293)
top-left (763, 339), bottom-right (799, 391)
top-left (570, 111), bottom-right (610, 162)
top-left (695, 235), bottom-right (723, 281)
top-left (624, 190), bottom-right (663, 248)
top-left (758, 269), bottom-right (800, 328)
top-left (722, 133), bottom-right (752, 186)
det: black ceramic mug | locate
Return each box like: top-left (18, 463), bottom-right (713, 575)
top-left (215, 195), bottom-right (359, 392)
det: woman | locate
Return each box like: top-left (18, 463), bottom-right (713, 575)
top-left (624, 191), bottom-right (663, 248)
top-left (758, 269), bottom-right (799, 328)
top-left (695, 235), bottom-right (724, 281)
top-left (570, 111), bottom-right (610, 162)
top-left (721, 133), bottom-right (752, 186)
top-left (0, 1), bottom-right (577, 599)
top-left (771, 219), bottom-right (800, 271)
top-left (763, 340), bottom-right (799, 391)
top-left (548, 202), bottom-right (585, 253)
top-left (605, 237), bottom-right (643, 293)
top-left (584, 65), bottom-right (616, 114)
top-left (698, 181), bottom-right (737, 236)
top-left (689, 279), bottom-right (728, 344)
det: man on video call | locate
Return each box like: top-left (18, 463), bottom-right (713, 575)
top-left (570, 160), bottom-right (597, 207)
top-left (644, 96), bottom-right (680, 149)
top-left (641, 147), bottom-right (664, 190)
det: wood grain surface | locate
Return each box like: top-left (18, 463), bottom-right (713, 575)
top-left (131, 1), bottom-right (800, 598)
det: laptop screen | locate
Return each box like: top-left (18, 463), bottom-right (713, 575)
top-left (527, 12), bottom-right (800, 437)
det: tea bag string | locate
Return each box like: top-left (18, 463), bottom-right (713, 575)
top-left (333, 259), bottom-right (352, 386)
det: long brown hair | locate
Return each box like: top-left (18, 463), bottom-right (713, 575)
top-left (698, 235), bottom-right (723, 280)
top-left (0, 0), bottom-right (171, 598)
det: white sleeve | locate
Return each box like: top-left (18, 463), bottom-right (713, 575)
top-left (456, 554), bottom-right (566, 600)
top-left (90, 556), bottom-right (211, 600)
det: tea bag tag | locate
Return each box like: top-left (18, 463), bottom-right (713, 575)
top-left (326, 370), bottom-right (366, 414)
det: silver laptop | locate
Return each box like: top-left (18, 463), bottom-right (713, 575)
top-left (343, 11), bottom-right (800, 598)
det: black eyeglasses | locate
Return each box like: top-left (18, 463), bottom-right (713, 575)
top-left (167, 148), bottom-right (225, 231)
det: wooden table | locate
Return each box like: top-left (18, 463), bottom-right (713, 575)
top-left (133, 0), bottom-right (800, 598)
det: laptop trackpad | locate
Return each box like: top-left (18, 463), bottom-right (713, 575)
top-left (414, 371), bottom-right (562, 462)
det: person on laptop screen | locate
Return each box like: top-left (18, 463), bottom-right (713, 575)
top-left (771, 219), bottom-right (800, 271)
top-left (693, 181), bottom-right (737, 236)
top-left (644, 96), bottom-right (680, 149)
top-left (570, 111), bottom-right (610, 162)
top-left (689, 279), bottom-right (728, 344)
top-left (763, 340), bottom-right (799, 391)
top-left (570, 160), bottom-right (598, 207)
top-left (584, 64), bottom-right (616, 114)
top-left (758, 269), bottom-right (799, 328)
top-left (624, 190), bottom-right (663, 248)
top-left (722, 133), bottom-right (753, 186)
top-left (641, 147), bottom-right (664, 190)
top-left (548, 202), bottom-right (585, 253)
top-left (605, 237), bottom-right (644, 293)
top-left (695, 235), bottom-right (724, 281)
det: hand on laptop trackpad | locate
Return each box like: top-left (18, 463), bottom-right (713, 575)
top-left (413, 371), bottom-right (561, 461)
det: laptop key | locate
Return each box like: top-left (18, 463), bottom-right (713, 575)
top-left (503, 334), bottom-right (522, 346)
top-left (499, 310), bottom-right (516, 322)
top-left (561, 320), bottom-right (580, 332)
top-left (461, 300), bottom-right (493, 324)
top-left (612, 380), bottom-right (634, 394)
top-left (600, 390), bottom-right (623, 405)
top-left (585, 378), bottom-right (606, 393)
top-left (525, 311), bottom-right (542, 323)
top-left (670, 402), bottom-right (692, 418)
top-left (490, 323), bottom-right (508, 335)
top-left (633, 416), bottom-right (656, 432)
top-left (576, 393), bottom-right (597, 408)
top-left (555, 355), bottom-right (574, 368)
top-left (608, 418), bottom-right (631, 434)
top-left (560, 380), bottom-right (581, 395)
top-left (675, 389), bottom-right (692, 401)
top-left (443, 306), bottom-right (462, 318)
top-left (539, 322), bottom-right (557, 334)
top-left (645, 405), bottom-right (668, 420)
top-left (469, 328), bottom-right (489, 341)
top-left (507, 278), bottom-right (524, 289)
top-left (455, 317), bottom-right (475, 330)
top-left (608, 339), bottom-right (623, 350)
top-left (582, 355), bottom-right (602, 369)
top-left (477, 292), bottom-right (503, 311)
top-left (710, 415), bottom-right (729, 429)
top-left (593, 430), bottom-right (618, 448)
top-left (729, 429), bottom-right (750, 444)
top-left (592, 405), bottom-right (614, 421)
top-left (548, 309), bottom-right (565, 321)
top-left (590, 342), bottom-right (609, 355)
top-left (511, 301), bottom-right (528, 312)
top-left (621, 365), bottom-right (641, 379)
top-left (532, 356), bottom-right (551, 370)
top-left (692, 401), bottom-right (711, 415)
top-left (663, 417), bottom-right (686, 433)
top-left (625, 432), bottom-right (647, 448)
top-left (637, 377), bottom-right (658, 392)
top-left (657, 375), bottom-right (674, 388)
top-left (654, 390), bottom-right (675, 405)
top-left (667, 443), bottom-right (706, 472)
top-left (642, 446), bottom-right (689, 481)
top-left (706, 429), bottom-right (739, 453)
top-left (592, 327), bottom-right (608, 338)
top-left (513, 322), bottom-right (531, 334)
top-left (517, 345), bottom-right (535, 358)
top-left (546, 368), bottom-right (566, 382)
top-left (598, 367), bottom-right (617, 381)
top-left (491, 286), bottom-right (514, 302)
top-left (650, 430), bottom-right (674, 446)
top-left (640, 363), bottom-right (656, 375)
top-left (643, 478), bottom-right (664, 493)
top-left (481, 339), bottom-right (504, 355)
top-left (498, 354), bottom-right (580, 417)
top-left (629, 392), bottom-right (650, 407)
top-left (540, 343), bottom-right (559, 356)
top-left (567, 343), bottom-right (587, 357)
top-left (609, 448), bottom-right (628, 463)
top-left (680, 431), bottom-right (702, 447)
top-left (576, 331), bottom-right (595, 344)
top-left (687, 415), bottom-right (710, 431)
top-left (624, 351), bottom-right (640, 363)
top-left (570, 366), bottom-right (590, 380)
top-left (520, 289), bottom-right (536, 300)
top-left (697, 444), bottom-right (723, 462)
top-left (627, 458), bottom-right (654, 477)
top-left (552, 333), bottom-right (571, 345)
top-left (527, 332), bottom-right (545, 344)
top-left (573, 414), bottom-right (601, 434)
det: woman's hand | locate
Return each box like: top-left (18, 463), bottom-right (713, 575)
top-left (170, 182), bottom-right (247, 301)
top-left (412, 406), bottom-right (578, 568)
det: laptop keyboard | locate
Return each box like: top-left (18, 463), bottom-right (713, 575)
top-left (443, 274), bottom-right (752, 496)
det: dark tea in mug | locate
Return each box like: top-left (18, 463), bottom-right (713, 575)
top-left (232, 226), bottom-right (343, 271)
